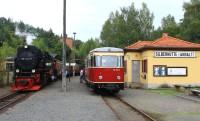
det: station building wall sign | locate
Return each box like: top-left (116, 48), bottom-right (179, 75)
top-left (154, 51), bottom-right (196, 58)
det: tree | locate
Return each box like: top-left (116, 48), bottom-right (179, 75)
top-left (181, 0), bottom-right (200, 42)
top-left (161, 14), bottom-right (180, 37)
top-left (138, 3), bottom-right (154, 40)
top-left (100, 2), bottom-right (154, 47)
top-left (17, 21), bottom-right (26, 33)
top-left (78, 38), bottom-right (101, 60)
top-left (32, 29), bottom-right (62, 57)
top-left (73, 39), bottom-right (83, 49)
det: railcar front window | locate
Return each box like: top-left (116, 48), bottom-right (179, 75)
top-left (102, 56), bottom-right (118, 67)
top-left (95, 56), bottom-right (101, 67)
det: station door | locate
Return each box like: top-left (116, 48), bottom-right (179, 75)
top-left (132, 60), bottom-right (140, 83)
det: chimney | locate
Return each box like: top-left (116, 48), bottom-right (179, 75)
top-left (162, 33), bottom-right (168, 37)
top-left (66, 38), bottom-right (73, 49)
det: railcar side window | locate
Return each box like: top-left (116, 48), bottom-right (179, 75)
top-left (118, 56), bottom-right (123, 67)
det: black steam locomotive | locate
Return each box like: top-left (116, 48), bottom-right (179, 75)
top-left (12, 45), bottom-right (56, 91)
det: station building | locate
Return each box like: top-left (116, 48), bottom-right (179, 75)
top-left (124, 33), bottom-right (200, 88)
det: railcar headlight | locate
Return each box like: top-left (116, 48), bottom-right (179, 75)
top-left (32, 69), bottom-right (35, 73)
top-left (16, 69), bottom-right (19, 73)
top-left (24, 45), bottom-right (28, 48)
top-left (117, 76), bottom-right (121, 80)
top-left (99, 76), bottom-right (103, 80)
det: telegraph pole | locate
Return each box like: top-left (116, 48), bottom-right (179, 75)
top-left (62, 0), bottom-right (67, 92)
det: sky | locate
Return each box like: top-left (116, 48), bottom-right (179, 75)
top-left (0, 0), bottom-right (190, 42)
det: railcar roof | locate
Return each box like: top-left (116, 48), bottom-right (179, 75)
top-left (90, 47), bottom-right (123, 53)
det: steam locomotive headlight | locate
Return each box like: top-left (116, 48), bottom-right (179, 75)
top-left (99, 76), bottom-right (103, 80)
top-left (16, 69), bottom-right (19, 73)
top-left (117, 76), bottom-right (121, 80)
top-left (24, 45), bottom-right (28, 48)
top-left (32, 69), bottom-right (36, 73)
top-left (46, 63), bottom-right (52, 66)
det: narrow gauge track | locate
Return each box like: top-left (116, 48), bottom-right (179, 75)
top-left (0, 92), bottom-right (32, 112)
top-left (102, 95), bottom-right (156, 121)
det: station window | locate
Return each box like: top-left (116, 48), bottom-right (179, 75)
top-left (6, 63), bottom-right (14, 71)
top-left (142, 60), bottom-right (147, 73)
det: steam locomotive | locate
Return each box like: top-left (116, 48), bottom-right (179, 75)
top-left (12, 45), bottom-right (57, 91)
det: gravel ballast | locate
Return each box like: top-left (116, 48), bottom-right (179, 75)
top-left (119, 89), bottom-right (200, 121)
top-left (0, 77), bottom-right (118, 121)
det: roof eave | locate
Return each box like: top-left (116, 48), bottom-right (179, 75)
top-left (124, 46), bottom-right (200, 52)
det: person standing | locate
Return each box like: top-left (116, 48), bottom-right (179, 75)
top-left (65, 70), bottom-right (68, 78)
top-left (80, 69), bottom-right (83, 83)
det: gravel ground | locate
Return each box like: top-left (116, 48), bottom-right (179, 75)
top-left (0, 86), bottom-right (11, 97)
top-left (0, 77), bottom-right (118, 121)
top-left (119, 89), bottom-right (200, 121)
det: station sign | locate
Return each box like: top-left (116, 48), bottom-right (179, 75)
top-left (154, 51), bottom-right (196, 58)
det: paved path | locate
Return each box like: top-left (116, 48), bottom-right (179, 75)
top-left (119, 89), bottom-right (200, 121)
top-left (0, 77), bottom-right (118, 121)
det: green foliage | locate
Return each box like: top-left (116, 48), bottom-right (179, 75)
top-left (138, 3), bottom-right (154, 40)
top-left (101, 0), bottom-right (200, 47)
top-left (0, 17), bottom-right (16, 46)
top-left (32, 29), bottom-right (63, 58)
top-left (75, 38), bottom-right (101, 63)
top-left (0, 17), bottom-right (24, 56)
top-left (17, 21), bottom-right (26, 33)
top-left (100, 2), bottom-right (154, 48)
top-left (149, 88), bottom-right (180, 96)
top-left (73, 40), bottom-right (83, 49)
top-left (181, 0), bottom-right (200, 42)
top-left (161, 14), bottom-right (180, 37)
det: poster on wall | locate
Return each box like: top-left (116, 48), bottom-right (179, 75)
top-left (167, 67), bottom-right (187, 76)
top-left (154, 66), bottom-right (166, 76)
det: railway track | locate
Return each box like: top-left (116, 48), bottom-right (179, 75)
top-left (0, 92), bottom-right (32, 112)
top-left (102, 95), bottom-right (156, 121)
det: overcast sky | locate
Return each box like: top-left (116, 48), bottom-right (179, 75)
top-left (0, 0), bottom-right (190, 41)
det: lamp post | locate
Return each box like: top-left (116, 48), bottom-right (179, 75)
top-left (73, 32), bottom-right (77, 62)
top-left (72, 32), bottom-right (76, 76)
top-left (62, 0), bottom-right (67, 92)
top-left (73, 32), bottom-right (76, 41)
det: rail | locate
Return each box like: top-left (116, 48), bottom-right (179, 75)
top-left (0, 92), bottom-right (32, 112)
top-left (102, 95), bottom-right (156, 121)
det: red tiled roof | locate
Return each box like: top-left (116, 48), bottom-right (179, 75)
top-left (126, 41), bottom-right (152, 49)
top-left (125, 33), bottom-right (200, 50)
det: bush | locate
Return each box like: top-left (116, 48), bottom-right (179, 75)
top-left (159, 83), bottom-right (171, 88)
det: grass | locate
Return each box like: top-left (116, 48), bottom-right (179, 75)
top-left (192, 86), bottom-right (200, 90)
top-left (148, 88), bottom-right (181, 96)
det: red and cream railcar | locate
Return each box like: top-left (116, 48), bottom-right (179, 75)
top-left (85, 47), bottom-right (124, 93)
